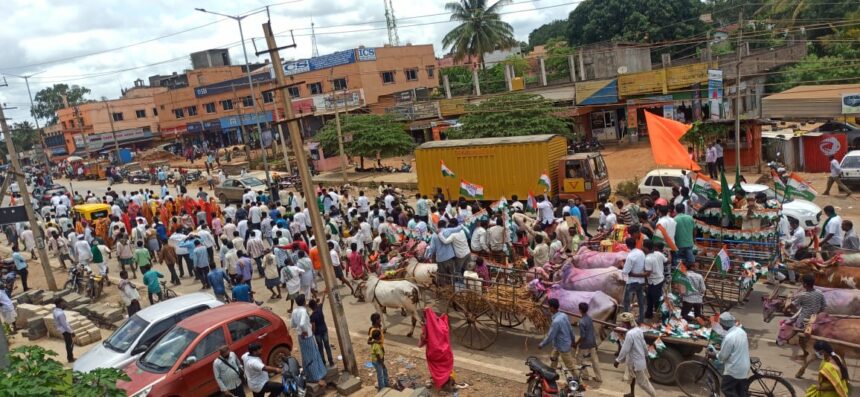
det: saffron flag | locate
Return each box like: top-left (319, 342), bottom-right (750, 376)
top-left (538, 172), bottom-right (551, 192)
top-left (440, 160), bottom-right (456, 178)
top-left (644, 111), bottom-right (701, 171)
top-left (773, 170), bottom-right (817, 201)
top-left (527, 191), bottom-right (537, 210)
top-left (459, 179), bottom-right (484, 199)
top-left (716, 246), bottom-right (731, 274)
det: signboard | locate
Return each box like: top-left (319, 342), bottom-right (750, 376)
top-left (310, 89), bottom-right (364, 114)
top-left (219, 111), bottom-right (273, 129)
top-left (819, 136), bottom-right (842, 156)
top-left (194, 72), bottom-right (273, 98)
top-left (186, 122), bottom-right (204, 133)
top-left (563, 178), bottom-right (585, 193)
top-left (283, 50), bottom-right (356, 76)
top-left (0, 206), bottom-right (29, 225)
top-left (619, 63), bottom-right (712, 96)
top-left (575, 79), bottom-right (618, 105)
top-left (707, 69), bottom-right (723, 120)
top-left (357, 47), bottom-right (377, 61)
top-left (842, 93), bottom-right (860, 114)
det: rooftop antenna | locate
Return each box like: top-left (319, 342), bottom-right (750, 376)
top-left (310, 14), bottom-right (320, 57)
top-left (384, 0), bottom-right (399, 46)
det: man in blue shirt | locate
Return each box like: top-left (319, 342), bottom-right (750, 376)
top-left (538, 298), bottom-right (575, 370)
top-left (207, 267), bottom-right (230, 302)
top-left (190, 240), bottom-right (211, 289)
top-left (12, 246), bottom-right (28, 291)
top-left (231, 276), bottom-right (253, 302)
top-left (431, 220), bottom-right (456, 286)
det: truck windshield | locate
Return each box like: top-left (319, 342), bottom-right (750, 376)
top-left (590, 156), bottom-right (608, 179)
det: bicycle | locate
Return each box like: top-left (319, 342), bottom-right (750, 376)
top-left (158, 281), bottom-right (179, 301)
top-left (675, 356), bottom-right (795, 397)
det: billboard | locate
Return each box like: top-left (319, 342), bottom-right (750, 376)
top-left (283, 50), bottom-right (357, 76)
top-left (575, 79), bottom-right (618, 105)
top-left (194, 73), bottom-right (273, 98)
top-left (842, 93), bottom-right (860, 114)
top-left (708, 69), bottom-right (723, 120)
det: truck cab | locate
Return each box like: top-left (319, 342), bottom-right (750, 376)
top-left (556, 153), bottom-right (611, 210)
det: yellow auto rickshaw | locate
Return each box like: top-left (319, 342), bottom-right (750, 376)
top-left (73, 203), bottom-right (111, 222)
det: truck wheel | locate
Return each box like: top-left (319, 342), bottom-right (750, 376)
top-left (648, 346), bottom-right (683, 385)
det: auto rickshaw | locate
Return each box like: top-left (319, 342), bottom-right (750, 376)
top-left (73, 203), bottom-right (111, 222)
top-left (82, 161), bottom-right (109, 180)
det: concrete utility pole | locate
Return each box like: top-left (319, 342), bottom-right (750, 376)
top-left (329, 69), bottom-right (349, 185)
top-left (262, 21), bottom-right (358, 376)
top-left (7, 72), bottom-right (50, 167)
top-left (0, 106), bottom-right (57, 290)
top-left (735, 11), bottom-right (743, 169)
top-left (103, 100), bottom-right (121, 163)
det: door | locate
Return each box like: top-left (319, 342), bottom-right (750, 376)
top-left (226, 315), bottom-right (274, 359)
top-left (176, 326), bottom-right (227, 396)
top-left (590, 111), bottom-right (618, 141)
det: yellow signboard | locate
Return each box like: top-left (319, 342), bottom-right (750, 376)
top-left (618, 62), bottom-right (713, 97)
top-left (563, 178), bottom-right (586, 193)
top-left (666, 63), bottom-right (711, 90)
top-left (439, 98), bottom-right (466, 117)
top-left (618, 70), bottom-right (665, 97)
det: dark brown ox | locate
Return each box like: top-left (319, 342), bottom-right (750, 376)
top-left (776, 313), bottom-right (860, 378)
top-left (785, 259), bottom-right (860, 289)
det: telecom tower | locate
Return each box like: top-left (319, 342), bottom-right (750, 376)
top-left (384, 0), bottom-right (399, 46)
top-left (310, 15), bottom-right (320, 57)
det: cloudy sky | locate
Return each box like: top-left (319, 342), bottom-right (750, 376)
top-left (0, 0), bottom-right (580, 125)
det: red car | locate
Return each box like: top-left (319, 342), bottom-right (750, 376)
top-left (119, 303), bottom-right (293, 397)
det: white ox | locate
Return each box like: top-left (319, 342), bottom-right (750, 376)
top-left (354, 273), bottom-right (422, 337)
top-left (403, 257), bottom-right (438, 288)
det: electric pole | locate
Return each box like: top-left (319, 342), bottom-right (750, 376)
top-left (329, 69), bottom-right (349, 185)
top-left (261, 21), bottom-right (358, 377)
top-left (103, 100), bottom-right (122, 164)
top-left (0, 105), bottom-right (58, 290)
top-left (734, 11), bottom-right (743, 169)
top-left (7, 72), bottom-right (51, 168)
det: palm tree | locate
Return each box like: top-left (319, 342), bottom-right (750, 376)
top-left (442, 0), bottom-right (517, 69)
top-left (756, 0), bottom-right (810, 27)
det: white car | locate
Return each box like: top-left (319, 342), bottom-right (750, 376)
top-left (73, 293), bottom-right (223, 373)
top-left (840, 150), bottom-right (860, 185)
top-left (637, 168), bottom-right (689, 199)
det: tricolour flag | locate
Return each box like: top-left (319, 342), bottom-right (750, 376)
top-left (671, 264), bottom-right (695, 295)
top-left (773, 170), bottom-right (817, 201)
top-left (692, 172), bottom-right (720, 200)
top-left (538, 172), bottom-right (551, 192)
top-left (459, 179), bottom-right (484, 199)
top-left (527, 191), bottom-right (537, 210)
top-left (716, 246), bottom-right (730, 274)
top-left (441, 160), bottom-right (456, 178)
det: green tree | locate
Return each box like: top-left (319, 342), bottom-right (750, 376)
top-left (440, 66), bottom-right (474, 96)
top-left (442, 0), bottom-right (517, 69)
top-left (451, 93), bottom-right (572, 139)
top-left (315, 114), bottom-right (414, 168)
top-left (0, 121), bottom-right (40, 158)
top-left (528, 20), bottom-right (569, 48)
top-left (768, 54), bottom-right (860, 92)
top-left (32, 83), bottom-right (91, 124)
top-left (543, 38), bottom-right (575, 81)
top-left (566, 0), bottom-right (705, 53)
top-left (0, 345), bottom-right (129, 397)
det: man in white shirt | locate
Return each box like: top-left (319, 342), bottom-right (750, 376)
top-left (249, 203), bottom-right (263, 229)
top-left (614, 312), bottom-right (656, 397)
top-left (716, 312), bottom-right (750, 397)
top-left (470, 220), bottom-right (489, 252)
top-left (621, 238), bottom-right (647, 323)
top-left (536, 195), bottom-right (554, 228)
top-left (705, 143), bottom-right (717, 179)
top-left (213, 347), bottom-right (244, 397)
top-left (241, 342), bottom-right (282, 396)
top-left (642, 240), bottom-right (665, 320)
top-left (357, 191), bottom-right (370, 218)
top-left (439, 219), bottom-right (470, 277)
top-left (820, 205), bottom-right (843, 258)
top-left (74, 235), bottom-right (92, 265)
top-left (384, 191), bottom-right (395, 212)
top-left (823, 154), bottom-right (852, 197)
top-left (53, 299), bottom-right (76, 363)
top-left (50, 193), bottom-right (63, 208)
top-left (714, 139), bottom-right (725, 172)
top-left (600, 205), bottom-right (617, 232)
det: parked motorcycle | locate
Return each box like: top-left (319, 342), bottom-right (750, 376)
top-left (63, 265), bottom-right (87, 294)
top-left (524, 357), bottom-right (587, 397)
top-left (568, 138), bottom-right (604, 154)
top-left (281, 354), bottom-right (306, 397)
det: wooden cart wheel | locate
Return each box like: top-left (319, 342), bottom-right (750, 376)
top-left (446, 290), bottom-right (499, 350)
top-left (495, 310), bottom-right (526, 328)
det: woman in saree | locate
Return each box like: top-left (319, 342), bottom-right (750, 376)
top-left (806, 341), bottom-right (850, 397)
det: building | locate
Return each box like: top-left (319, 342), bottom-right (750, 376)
top-left (54, 82), bottom-right (167, 159)
top-left (191, 49), bottom-right (232, 69)
top-left (437, 46), bottom-right (523, 70)
top-left (149, 72), bottom-right (189, 89)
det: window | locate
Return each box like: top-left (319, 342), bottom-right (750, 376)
top-left (61, 121), bottom-right (67, 129)
top-left (307, 82), bottom-right (323, 95)
top-left (426, 66), bottom-right (435, 78)
top-left (135, 109), bottom-right (146, 118)
top-left (191, 327), bottom-right (226, 361)
top-left (70, 120), bottom-right (75, 128)
top-left (204, 102), bottom-right (216, 113)
top-left (332, 78), bottom-right (347, 91)
top-left (644, 176), bottom-right (661, 187)
top-left (227, 316), bottom-right (271, 342)
top-left (173, 108), bottom-right (184, 119)
top-left (241, 96), bottom-right (253, 107)
top-left (187, 106), bottom-right (198, 116)
top-left (112, 112), bottom-right (124, 122)
top-left (221, 99), bottom-right (234, 111)
top-left (405, 69), bottom-right (418, 81)
top-left (134, 317), bottom-right (177, 354)
top-left (287, 86), bottom-right (300, 98)
top-left (262, 91), bottom-right (274, 103)
top-left (381, 71), bottom-right (395, 84)
top-left (662, 176), bottom-right (683, 188)
top-left (153, 107), bottom-right (158, 116)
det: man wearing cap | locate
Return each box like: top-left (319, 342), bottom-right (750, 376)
top-left (716, 312), bottom-right (750, 397)
top-left (614, 312), bottom-right (656, 397)
top-left (538, 298), bottom-right (575, 371)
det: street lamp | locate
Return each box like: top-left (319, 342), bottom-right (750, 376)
top-left (195, 8), bottom-right (272, 187)
top-left (6, 71), bottom-right (50, 168)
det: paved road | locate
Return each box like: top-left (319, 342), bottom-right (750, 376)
top-left (37, 176), bottom-right (860, 395)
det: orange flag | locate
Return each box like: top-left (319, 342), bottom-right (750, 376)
top-left (644, 111), bottom-right (700, 171)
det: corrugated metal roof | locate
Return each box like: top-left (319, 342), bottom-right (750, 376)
top-left (416, 134), bottom-right (561, 149)
top-left (764, 84), bottom-right (860, 100)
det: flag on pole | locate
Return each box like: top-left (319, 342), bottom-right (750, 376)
top-left (538, 171), bottom-right (551, 193)
top-left (773, 170), bottom-right (818, 201)
top-left (440, 160), bottom-right (456, 178)
top-left (719, 170), bottom-right (733, 219)
top-left (527, 191), bottom-right (537, 210)
top-left (692, 172), bottom-right (720, 200)
top-left (716, 246), bottom-right (731, 274)
top-left (733, 165), bottom-right (743, 194)
top-left (459, 179), bottom-right (484, 199)
top-left (671, 264), bottom-right (695, 294)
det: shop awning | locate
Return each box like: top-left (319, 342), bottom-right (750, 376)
top-left (762, 84), bottom-right (860, 119)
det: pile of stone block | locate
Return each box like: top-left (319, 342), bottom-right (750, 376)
top-left (14, 288), bottom-right (122, 329)
top-left (13, 302), bottom-right (102, 346)
top-left (42, 308), bottom-right (102, 346)
top-left (15, 303), bottom-right (51, 340)
top-left (76, 303), bottom-right (125, 326)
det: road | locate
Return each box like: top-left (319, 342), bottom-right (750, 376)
top-left (14, 174), bottom-right (860, 396)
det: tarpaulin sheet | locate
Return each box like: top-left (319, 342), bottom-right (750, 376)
top-left (422, 307), bottom-right (454, 389)
top-left (644, 111), bottom-right (700, 171)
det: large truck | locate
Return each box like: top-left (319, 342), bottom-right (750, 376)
top-left (415, 134), bottom-right (611, 210)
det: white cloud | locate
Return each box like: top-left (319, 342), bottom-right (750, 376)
top-left (0, 0), bottom-right (578, 124)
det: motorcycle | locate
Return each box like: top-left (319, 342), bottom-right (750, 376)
top-left (568, 138), bottom-right (604, 154)
top-left (524, 357), bottom-right (587, 397)
top-left (185, 169), bottom-right (203, 182)
top-left (281, 354), bottom-right (306, 397)
top-left (63, 265), bottom-right (87, 294)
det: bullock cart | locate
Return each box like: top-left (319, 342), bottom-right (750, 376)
top-left (694, 236), bottom-right (777, 315)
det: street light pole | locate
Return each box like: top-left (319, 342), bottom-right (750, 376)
top-left (329, 69), bottom-right (348, 185)
top-left (196, 8), bottom-right (271, 187)
top-left (103, 100), bottom-right (121, 164)
top-left (8, 72), bottom-right (50, 167)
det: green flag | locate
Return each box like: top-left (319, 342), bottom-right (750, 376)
top-left (732, 165), bottom-right (743, 194)
top-left (671, 266), bottom-right (695, 295)
top-left (720, 170), bottom-right (732, 219)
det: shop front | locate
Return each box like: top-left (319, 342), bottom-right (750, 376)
top-left (219, 111), bottom-right (273, 146)
top-left (574, 79), bottom-right (627, 142)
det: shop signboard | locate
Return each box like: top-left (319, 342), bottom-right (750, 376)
top-left (708, 69), bottom-right (723, 120)
top-left (842, 93), bottom-right (860, 114)
top-left (311, 89), bottom-right (364, 114)
top-left (575, 79), bottom-right (618, 105)
top-left (619, 63), bottom-right (712, 97)
top-left (283, 50), bottom-right (356, 76)
top-left (194, 73), bottom-right (273, 98)
top-left (357, 47), bottom-right (377, 61)
top-left (219, 111), bottom-right (273, 129)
